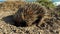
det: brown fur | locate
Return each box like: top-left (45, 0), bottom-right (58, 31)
top-left (13, 3), bottom-right (49, 27)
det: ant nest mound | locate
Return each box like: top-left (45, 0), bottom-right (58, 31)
top-left (13, 3), bottom-right (49, 27)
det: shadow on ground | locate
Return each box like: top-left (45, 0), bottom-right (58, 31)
top-left (2, 15), bottom-right (28, 27)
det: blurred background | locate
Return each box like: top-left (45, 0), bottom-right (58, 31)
top-left (0, 0), bottom-right (60, 6)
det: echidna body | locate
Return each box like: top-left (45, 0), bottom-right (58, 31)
top-left (13, 3), bottom-right (48, 26)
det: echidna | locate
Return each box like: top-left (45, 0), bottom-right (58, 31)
top-left (13, 3), bottom-right (48, 27)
